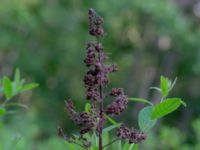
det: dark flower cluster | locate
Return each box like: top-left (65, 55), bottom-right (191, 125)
top-left (58, 8), bottom-right (147, 149)
top-left (106, 88), bottom-right (128, 115)
top-left (83, 9), bottom-right (118, 102)
top-left (65, 100), bottom-right (94, 134)
top-left (88, 8), bottom-right (104, 37)
top-left (117, 124), bottom-right (147, 144)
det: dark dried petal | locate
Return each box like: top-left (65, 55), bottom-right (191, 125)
top-left (95, 43), bottom-right (103, 52)
top-left (96, 117), bottom-right (106, 134)
top-left (106, 94), bottom-right (128, 115)
top-left (88, 8), bottom-right (104, 37)
top-left (110, 88), bottom-right (124, 97)
top-left (116, 123), bottom-right (130, 139)
top-left (129, 129), bottom-right (147, 144)
top-left (88, 8), bottom-right (96, 16)
top-left (116, 124), bottom-right (147, 144)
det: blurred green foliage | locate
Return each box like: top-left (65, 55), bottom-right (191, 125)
top-left (143, 118), bottom-right (200, 150)
top-left (0, 0), bottom-right (200, 149)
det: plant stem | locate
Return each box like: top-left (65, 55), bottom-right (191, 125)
top-left (102, 138), bottom-right (120, 149)
top-left (97, 38), bottom-right (103, 150)
top-left (99, 84), bottom-right (103, 150)
top-left (63, 136), bottom-right (87, 150)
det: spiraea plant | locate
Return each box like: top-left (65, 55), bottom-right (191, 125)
top-left (58, 9), bottom-right (186, 150)
top-left (0, 68), bottom-right (38, 119)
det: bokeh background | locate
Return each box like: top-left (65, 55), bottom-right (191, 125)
top-left (0, 0), bottom-right (200, 149)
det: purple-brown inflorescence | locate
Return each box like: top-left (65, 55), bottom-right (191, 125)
top-left (88, 8), bottom-right (104, 37)
top-left (117, 124), bottom-right (147, 144)
top-left (58, 8), bottom-right (146, 150)
top-left (65, 100), bottom-right (94, 134)
top-left (84, 8), bottom-right (118, 102)
top-left (106, 88), bottom-right (128, 115)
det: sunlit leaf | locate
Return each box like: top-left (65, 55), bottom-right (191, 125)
top-left (0, 108), bottom-right (6, 116)
top-left (133, 144), bottom-right (138, 150)
top-left (128, 144), bottom-right (137, 150)
top-left (122, 142), bottom-right (129, 150)
top-left (85, 103), bottom-right (91, 113)
top-left (92, 146), bottom-right (99, 150)
top-left (160, 76), bottom-right (169, 98)
top-left (14, 68), bottom-right (20, 85)
top-left (21, 83), bottom-right (39, 92)
top-left (3, 76), bottom-right (13, 99)
top-left (151, 98), bottom-right (186, 119)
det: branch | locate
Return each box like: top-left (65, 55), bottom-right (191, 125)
top-left (102, 138), bottom-right (120, 149)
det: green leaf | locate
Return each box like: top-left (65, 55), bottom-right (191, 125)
top-left (3, 76), bottom-right (13, 99)
top-left (85, 103), bottom-right (91, 113)
top-left (129, 144), bottom-right (137, 150)
top-left (168, 77), bottom-right (177, 92)
top-left (128, 98), bottom-right (153, 106)
top-left (133, 144), bottom-right (138, 150)
top-left (102, 132), bottom-right (109, 149)
top-left (104, 113), bottom-right (120, 127)
top-left (21, 83), bottom-right (39, 92)
top-left (151, 98), bottom-right (186, 119)
top-left (14, 68), bottom-right (20, 85)
top-left (0, 108), bottom-right (6, 116)
top-left (66, 142), bottom-right (77, 150)
top-left (149, 87), bottom-right (161, 92)
top-left (138, 106), bottom-right (156, 132)
top-left (160, 76), bottom-right (169, 98)
top-left (116, 140), bottom-right (122, 150)
top-left (91, 132), bottom-right (98, 147)
top-left (103, 125), bottom-right (117, 133)
top-left (92, 146), bottom-right (99, 150)
top-left (122, 142), bottom-right (129, 150)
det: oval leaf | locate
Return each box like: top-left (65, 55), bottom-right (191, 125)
top-left (160, 76), bottom-right (169, 98)
top-left (0, 108), bottom-right (6, 116)
top-left (3, 76), bottom-right (13, 99)
top-left (21, 83), bottom-right (39, 92)
top-left (14, 68), bottom-right (20, 85)
top-left (85, 103), bottom-right (91, 113)
top-left (151, 98), bottom-right (185, 119)
top-left (122, 142), bottom-right (129, 150)
top-left (138, 106), bottom-right (156, 132)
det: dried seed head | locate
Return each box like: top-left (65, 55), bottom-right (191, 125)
top-left (106, 94), bottom-right (128, 115)
top-left (88, 8), bottom-right (104, 37)
top-left (117, 124), bottom-right (147, 144)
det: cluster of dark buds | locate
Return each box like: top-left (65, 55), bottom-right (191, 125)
top-left (117, 124), bottom-right (146, 144)
top-left (88, 8), bottom-right (104, 37)
top-left (106, 88), bottom-right (128, 115)
top-left (58, 8), bottom-right (147, 150)
top-left (65, 100), bottom-right (94, 134)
